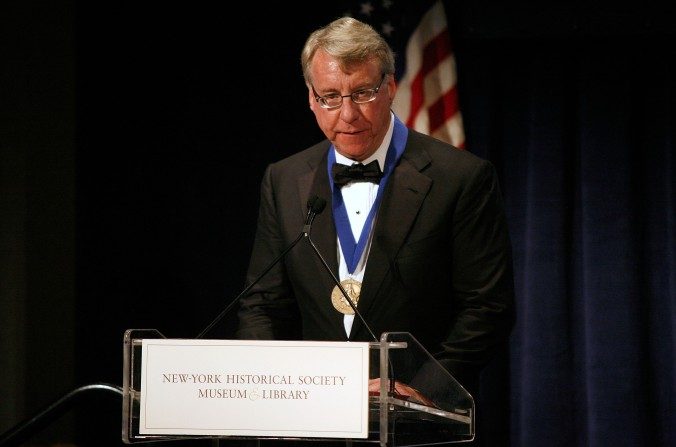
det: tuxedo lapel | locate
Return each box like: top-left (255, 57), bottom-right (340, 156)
top-left (349, 146), bottom-right (433, 340)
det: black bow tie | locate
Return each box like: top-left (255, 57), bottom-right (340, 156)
top-left (332, 160), bottom-right (383, 186)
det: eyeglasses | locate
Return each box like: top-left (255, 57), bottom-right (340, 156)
top-left (312, 74), bottom-right (386, 109)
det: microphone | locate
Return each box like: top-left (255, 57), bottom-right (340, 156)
top-left (303, 196), bottom-right (326, 234)
top-left (195, 195), bottom-right (321, 339)
top-left (196, 194), bottom-right (378, 344)
top-left (301, 199), bottom-right (378, 342)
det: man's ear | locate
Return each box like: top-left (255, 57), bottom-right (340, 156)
top-left (307, 86), bottom-right (315, 109)
top-left (387, 74), bottom-right (397, 102)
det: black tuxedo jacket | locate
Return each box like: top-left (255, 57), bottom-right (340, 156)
top-left (237, 129), bottom-right (515, 383)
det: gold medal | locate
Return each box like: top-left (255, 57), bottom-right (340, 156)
top-left (331, 279), bottom-right (361, 315)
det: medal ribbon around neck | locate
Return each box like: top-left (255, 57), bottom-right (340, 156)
top-left (327, 117), bottom-right (408, 274)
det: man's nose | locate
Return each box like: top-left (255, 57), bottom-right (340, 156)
top-left (339, 98), bottom-right (360, 122)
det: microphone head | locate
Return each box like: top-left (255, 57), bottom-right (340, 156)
top-left (312, 197), bottom-right (327, 215)
top-left (306, 196), bottom-right (318, 210)
top-left (307, 196), bottom-right (327, 215)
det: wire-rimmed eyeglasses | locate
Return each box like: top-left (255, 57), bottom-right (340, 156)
top-left (312, 74), bottom-right (386, 109)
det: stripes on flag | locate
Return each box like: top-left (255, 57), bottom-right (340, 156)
top-left (348, 1), bottom-right (466, 149)
top-left (392, 1), bottom-right (465, 148)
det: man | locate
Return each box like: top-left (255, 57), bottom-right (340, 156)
top-left (237, 15), bottom-right (514, 418)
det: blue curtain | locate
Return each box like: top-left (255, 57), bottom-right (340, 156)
top-left (465, 38), bottom-right (675, 446)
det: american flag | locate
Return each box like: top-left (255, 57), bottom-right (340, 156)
top-left (346, 0), bottom-right (465, 148)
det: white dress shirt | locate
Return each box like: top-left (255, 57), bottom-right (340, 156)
top-left (334, 113), bottom-right (394, 337)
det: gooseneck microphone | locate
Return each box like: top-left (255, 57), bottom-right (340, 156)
top-left (301, 197), bottom-right (378, 343)
top-left (196, 195), bottom-right (378, 343)
top-left (195, 196), bottom-right (321, 339)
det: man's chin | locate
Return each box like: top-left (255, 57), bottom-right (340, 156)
top-left (334, 139), bottom-right (372, 160)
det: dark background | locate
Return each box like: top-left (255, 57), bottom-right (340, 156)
top-left (1, 1), bottom-right (674, 446)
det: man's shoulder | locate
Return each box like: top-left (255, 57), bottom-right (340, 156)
top-left (405, 129), bottom-right (490, 170)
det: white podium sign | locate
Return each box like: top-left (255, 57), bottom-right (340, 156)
top-left (139, 339), bottom-right (370, 438)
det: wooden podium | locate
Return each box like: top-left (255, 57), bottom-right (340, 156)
top-left (122, 330), bottom-right (474, 446)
